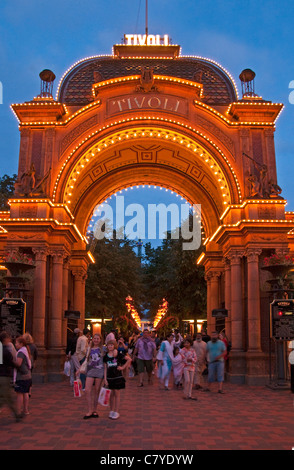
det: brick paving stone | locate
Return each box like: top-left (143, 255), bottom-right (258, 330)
top-left (0, 375), bottom-right (293, 450)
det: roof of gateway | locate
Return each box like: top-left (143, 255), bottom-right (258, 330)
top-left (58, 56), bottom-right (238, 107)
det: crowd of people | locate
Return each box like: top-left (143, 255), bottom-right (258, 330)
top-left (0, 326), bottom-right (230, 422)
top-left (65, 327), bottom-right (230, 420)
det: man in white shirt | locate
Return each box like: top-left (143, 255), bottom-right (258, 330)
top-left (192, 333), bottom-right (207, 389)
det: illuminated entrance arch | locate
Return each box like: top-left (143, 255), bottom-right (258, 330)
top-left (53, 125), bottom-right (242, 240)
top-left (1, 37), bottom-right (293, 385)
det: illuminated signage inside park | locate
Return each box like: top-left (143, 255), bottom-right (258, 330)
top-left (124, 34), bottom-right (170, 46)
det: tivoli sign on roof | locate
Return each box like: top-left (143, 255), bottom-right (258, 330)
top-left (124, 34), bottom-right (170, 46)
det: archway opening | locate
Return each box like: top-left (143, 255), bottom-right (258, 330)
top-left (83, 184), bottom-right (207, 338)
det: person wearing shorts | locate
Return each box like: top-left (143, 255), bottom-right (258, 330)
top-left (204, 331), bottom-right (227, 394)
top-left (77, 333), bottom-right (104, 420)
top-left (134, 329), bottom-right (156, 387)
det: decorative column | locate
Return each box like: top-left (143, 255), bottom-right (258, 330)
top-left (72, 268), bottom-right (87, 330)
top-left (227, 249), bottom-right (246, 384)
top-left (228, 250), bottom-right (244, 351)
top-left (205, 272), bottom-right (212, 334)
top-left (246, 248), bottom-right (262, 351)
top-left (205, 270), bottom-right (221, 334)
top-left (49, 250), bottom-right (65, 349)
top-left (32, 248), bottom-right (48, 348)
top-left (223, 257), bottom-right (231, 340)
top-left (62, 257), bottom-right (70, 348)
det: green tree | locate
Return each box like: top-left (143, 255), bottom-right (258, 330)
top-left (0, 174), bottom-right (17, 210)
top-left (85, 236), bottom-right (144, 334)
top-left (142, 232), bottom-right (206, 329)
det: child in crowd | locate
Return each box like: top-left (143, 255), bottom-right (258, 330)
top-left (180, 338), bottom-right (197, 400)
top-left (103, 340), bottom-right (131, 420)
top-left (77, 333), bottom-right (104, 420)
top-left (172, 346), bottom-right (183, 389)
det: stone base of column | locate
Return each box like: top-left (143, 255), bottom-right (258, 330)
top-left (226, 350), bottom-right (246, 384)
top-left (46, 348), bottom-right (66, 382)
top-left (245, 351), bottom-right (269, 386)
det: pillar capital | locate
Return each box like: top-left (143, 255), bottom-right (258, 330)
top-left (72, 267), bottom-right (87, 282)
top-left (222, 256), bottom-right (231, 269)
top-left (63, 256), bottom-right (71, 269)
top-left (275, 247), bottom-right (290, 257)
top-left (226, 249), bottom-right (245, 265)
top-left (33, 247), bottom-right (49, 262)
top-left (245, 248), bottom-right (262, 263)
top-left (50, 249), bottom-right (67, 264)
top-left (205, 270), bottom-right (222, 282)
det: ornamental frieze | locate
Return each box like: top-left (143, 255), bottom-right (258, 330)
top-left (194, 114), bottom-right (235, 156)
top-left (59, 114), bottom-right (98, 155)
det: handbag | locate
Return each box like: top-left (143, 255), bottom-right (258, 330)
top-left (79, 347), bottom-right (90, 375)
top-left (98, 387), bottom-right (111, 406)
top-left (79, 359), bottom-right (88, 375)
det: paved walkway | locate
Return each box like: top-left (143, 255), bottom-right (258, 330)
top-left (0, 374), bottom-right (293, 450)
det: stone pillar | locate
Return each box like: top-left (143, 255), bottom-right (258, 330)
top-left (205, 273), bottom-right (212, 334)
top-left (223, 257), bottom-right (231, 340)
top-left (49, 250), bottom-right (65, 349)
top-left (205, 271), bottom-right (221, 335)
top-left (46, 250), bottom-right (66, 382)
top-left (62, 257), bottom-right (70, 348)
top-left (32, 247), bottom-right (48, 383)
top-left (72, 269), bottom-right (87, 330)
top-left (32, 248), bottom-right (48, 348)
top-left (245, 248), bottom-right (268, 385)
top-left (227, 250), bottom-right (245, 384)
top-left (229, 250), bottom-right (244, 351)
top-left (246, 248), bottom-right (262, 351)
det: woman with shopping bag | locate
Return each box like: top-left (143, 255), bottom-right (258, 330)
top-left (76, 333), bottom-right (105, 419)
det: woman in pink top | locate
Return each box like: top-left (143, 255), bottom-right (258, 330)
top-left (180, 338), bottom-right (197, 401)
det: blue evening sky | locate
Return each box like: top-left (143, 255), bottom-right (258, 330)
top-left (0, 0), bottom-right (294, 224)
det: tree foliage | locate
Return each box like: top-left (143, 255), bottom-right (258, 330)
top-left (85, 231), bottom-right (206, 333)
top-left (0, 174), bottom-right (17, 210)
top-left (142, 236), bottom-right (206, 322)
top-left (85, 236), bottom-right (144, 326)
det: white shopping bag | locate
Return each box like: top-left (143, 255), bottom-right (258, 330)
top-left (73, 379), bottom-right (82, 397)
top-left (64, 360), bottom-right (71, 377)
top-left (98, 387), bottom-right (111, 406)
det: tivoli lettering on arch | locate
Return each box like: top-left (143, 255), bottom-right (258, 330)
top-left (107, 94), bottom-right (187, 116)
